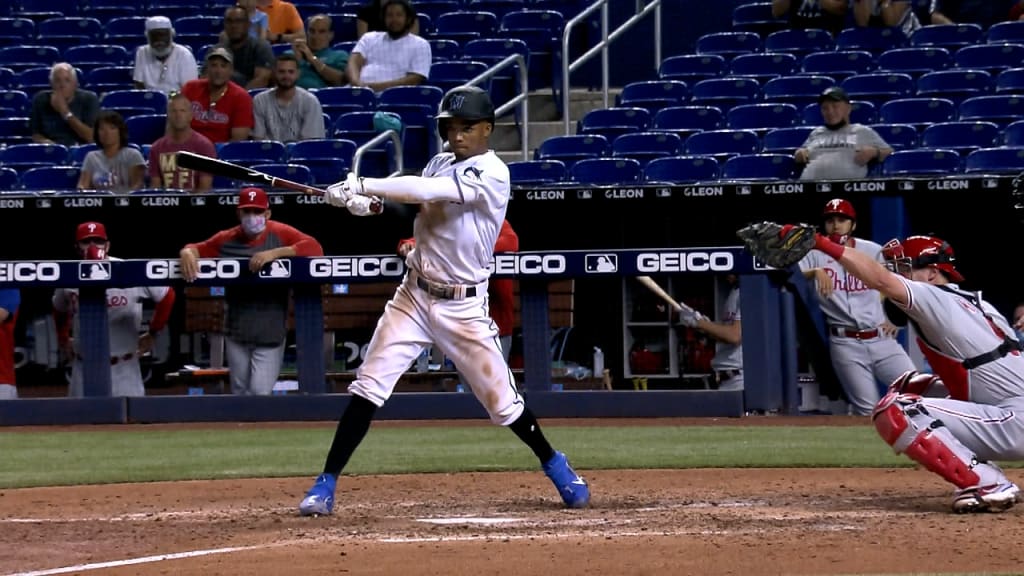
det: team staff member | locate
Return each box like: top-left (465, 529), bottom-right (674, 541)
top-left (298, 87), bottom-right (589, 516)
top-left (180, 47), bottom-right (254, 143)
top-left (54, 222), bottom-right (176, 398)
top-left (0, 289), bottom-right (19, 400)
top-left (179, 187), bottom-right (323, 396)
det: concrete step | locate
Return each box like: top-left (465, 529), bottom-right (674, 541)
top-left (492, 88), bottom-right (623, 156)
top-left (491, 120), bottom-right (566, 158)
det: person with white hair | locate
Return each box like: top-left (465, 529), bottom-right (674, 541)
top-left (30, 62), bottom-right (99, 146)
top-left (133, 15), bottom-right (199, 93)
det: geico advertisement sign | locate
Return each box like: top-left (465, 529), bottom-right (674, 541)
top-left (308, 257), bottom-right (405, 278)
top-left (489, 254), bottom-right (566, 275)
top-left (146, 260), bottom-right (241, 280)
top-left (0, 262), bottom-right (61, 282)
top-left (636, 251), bottom-right (734, 273)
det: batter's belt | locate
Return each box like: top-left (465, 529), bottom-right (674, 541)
top-left (410, 271), bottom-right (485, 300)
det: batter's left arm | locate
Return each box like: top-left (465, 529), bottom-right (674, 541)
top-left (359, 175), bottom-right (462, 204)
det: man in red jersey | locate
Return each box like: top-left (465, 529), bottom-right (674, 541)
top-left (180, 47), bottom-right (254, 143)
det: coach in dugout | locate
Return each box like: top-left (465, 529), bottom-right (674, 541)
top-left (795, 86), bottom-right (893, 181)
top-left (178, 187), bottom-right (323, 395)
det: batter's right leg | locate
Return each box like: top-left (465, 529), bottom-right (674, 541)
top-left (224, 337), bottom-right (253, 395)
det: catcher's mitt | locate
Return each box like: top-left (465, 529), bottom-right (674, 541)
top-left (736, 221), bottom-right (817, 269)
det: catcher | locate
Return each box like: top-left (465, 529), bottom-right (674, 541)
top-left (738, 222), bottom-right (1024, 513)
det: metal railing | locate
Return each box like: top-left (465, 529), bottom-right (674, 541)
top-left (352, 129), bottom-right (404, 178)
top-left (561, 0), bottom-right (663, 134)
top-left (448, 52), bottom-right (530, 161)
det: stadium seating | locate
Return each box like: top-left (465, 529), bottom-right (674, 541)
top-left (985, 21), bottom-right (1024, 44)
top-left (841, 72), bottom-right (915, 106)
top-left (0, 116), bottom-right (30, 143)
top-left (726, 102), bottom-right (799, 134)
top-left (104, 16), bottom-right (146, 42)
top-left (801, 100), bottom-right (877, 125)
top-left (652, 105), bottom-right (724, 140)
top-left (958, 95), bottom-right (1024, 127)
top-left (249, 163), bottom-right (313, 185)
top-left (659, 54), bottom-right (728, 85)
top-left (727, 52), bottom-right (799, 84)
top-left (288, 139), bottom-right (357, 184)
top-left (910, 23), bottom-right (983, 51)
top-left (462, 37), bottom-right (530, 109)
top-left (917, 69), bottom-right (993, 104)
top-left (870, 123), bottom-right (918, 149)
top-left (219, 141), bottom-right (288, 167)
top-left (415, 1), bottom-right (462, 23)
top-left (85, 66), bottom-right (134, 94)
top-left (731, 2), bottom-right (787, 37)
top-left (876, 47), bottom-right (952, 78)
top-left (1003, 119), bottom-right (1024, 145)
top-left (953, 44), bottom-right (1024, 75)
top-left (683, 129), bottom-right (760, 163)
top-left (125, 114), bottom-right (167, 146)
top-left (63, 44), bottom-right (131, 69)
top-left (695, 32), bottom-right (761, 59)
top-left (762, 75), bottom-right (834, 107)
top-left (498, 9), bottom-right (562, 90)
top-left (315, 86), bottom-right (377, 122)
top-left (0, 67), bottom-right (13, 89)
top-left (0, 143), bottom-right (69, 172)
top-left (569, 158), bottom-right (642, 185)
top-left (100, 90), bottom-right (168, 115)
top-left (69, 143), bottom-right (98, 165)
top-left (964, 147), bottom-right (1024, 173)
top-left (643, 155), bottom-right (720, 183)
top-left (428, 60), bottom-right (490, 96)
top-left (0, 17), bottom-right (34, 41)
top-left (577, 107), bottom-right (651, 141)
top-left (995, 68), bottom-right (1024, 94)
top-left (468, 0), bottom-right (529, 23)
top-left (535, 134), bottom-right (609, 170)
top-left (800, 50), bottom-right (875, 82)
top-left (429, 38), bottom-right (460, 62)
top-left (0, 45), bottom-right (61, 72)
top-left (20, 166), bottom-right (80, 190)
top-left (0, 167), bottom-right (19, 190)
top-left (765, 29), bottom-right (835, 58)
top-left (762, 126), bottom-right (812, 154)
top-left (721, 153), bottom-right (796, 180)
top-left (689, 77), bottom-right (760, 112)
top-left (17, 67), bottom-right (62, 93)
top-left (433, 11), bottom-right (498, 45)
top-left (507, 159), bottom-right (567, 185)
top-left (37, 17), bottom-right (103, 41)
top-left (881, 148), bottom-right (961, 176)
top-left (878, 98), bottom-right (956, 130)
top-left (0, 89), bottom-right (28, 114)
top-left (617, 80), bottom-right (690, 115)
top-left (835, 26), bottom-right (905, 55)
top-left (610, 132), bottom-right (684, 167)
top-left (920, 121), bottom-right (1000, 157)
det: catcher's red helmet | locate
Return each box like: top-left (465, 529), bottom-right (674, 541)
top-left (823, 198), bottom-right (856, 220)
top-left (882, 235), bottom-right (964, 282)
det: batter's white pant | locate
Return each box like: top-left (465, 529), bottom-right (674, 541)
top-left (830, 336), bottom-right (916, 416)
top-left (457, 334), bottom-right (512, 389)
top-left (0, 383), bottom-right (16, 399)
top-left (225, 337), bottom-right (285, 396)
top-left (350, 276), bottom-right (525, 425)
top-left (920, 396), bottom-right (1024, 461)
top-left (69, 358), bottom-right (145, 397)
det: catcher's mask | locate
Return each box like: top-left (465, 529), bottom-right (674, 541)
top-left (881, 235), bottom-right (964, 282)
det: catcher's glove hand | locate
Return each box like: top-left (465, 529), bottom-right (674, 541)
top-left (736, 221), bottom-right (817, 269)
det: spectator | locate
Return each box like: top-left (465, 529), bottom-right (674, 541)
top-left (218, 5), bottom-right (275, 89)
top-left (796, 87), bottom-right (892, 181)
top-left (30, 63), bottom-right (99, 146)
top-left (239, 0), bottom-right (270, 41)
top-left (77, 111), bottom-right (146, 193)
top-left (347, 0), bottom-right (431, 93)
top-left (149, 92), bottom-right (217, 192)
top-left (289, 14), bottom-right (349, 89)
top-left (178, 187), bottom-right (324, 396)
top-left (132, 15), bottom-right (198, 93)
top-left (683, 275), bottom-right (744, 391)
top-left (0, 289), bottom-right (18, 400)
top-left (54, 222), bottom-right (176, 398)
top-left (771, 0), bottom-right (847, 35)
top-left (181, 47), bottom-right (254, 143)
top-left (356, 0), bottom-right (420, 38)
top-left (258, 0), bottom-right (306, 44)
top-left (252, 54), bottom-right (326, 142)
top-left (853, 0), bottom-right (922, 38)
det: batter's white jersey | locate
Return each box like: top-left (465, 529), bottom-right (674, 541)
top-left (799, 237), bottom-right (887, 329)
top-left (407, 150), bottom-right (510, 285)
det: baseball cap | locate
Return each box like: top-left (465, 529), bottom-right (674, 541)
top-left (205, 46), bottom-right (234, 64)
top-left (145, 16), bottom-right (173, 33)
top-left (76, 221), bottom-right (107, 242)
top-left (238, 187), bottom-right (269, 210)
top-left (819, 86), bottom-right (850, 104)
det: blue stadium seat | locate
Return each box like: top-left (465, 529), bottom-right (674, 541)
top-left (415, 13), bottom-right (433, 37)
top-left (17, 66), bottom-right (60, 93)
top-left (0, 66), bottom-right (12, 89)
top-left (684, 129), bottom-right (761, 163)
top-left (878, 97), bottom-right (956, 129)
top-left (82, 65), bottom-right (134, 94)
top-left (104, 16), bottom-right (146, 39)
top-left (289, 138), bottom-right (357, 166)
top-left (964, 146), bottom-right (1024, 173)
top-left (910, 23), bottom-right (983, 51)
top-left (881, 148), bottom-right (961, 176)
top-left (877, 47), bottom-right (951, 77)
top-left (0, 46), bottom-right (61, 72)
top-left (0, 166), bottom-right (18, 190)
top-left (954, 44), bottom-right (1024, 75)
top-left (507, 159), bottom-right (566, 185)
top-left (802, 100), bottom-right (877, 125)
top-left (643, 155), bottom-right (720, 183)
top-left (617, 80), bottom-right (689, 115)
top-left (800, 50), bottom-right (876, 82)
top-left (315, 86), bottom-right (377, 122)
top-left (377, 86), bottom-right (443, 172)
top-left (996, 68), bottom-right (1024, 94)
top-left (0, 89), bottom-right (29, 114)
top-left (721, 153), bottom-right (796, 180)
top-left (69, 143), bottom-right (98, 165)
top-left (611, 132), bottom-right (684, 167)
top-left (172, 16), bottom-right (221, 46)
top-left (331, 41), bottom-right (357, 55)
top-left (249, 163), bottom-right (313, 185)
top-left (569, 157), bottom-right (642, 185)
top-left (125, 114), bottom-right (167, 146)
top-left (835, 26), bottom-right (905, 55)
top-left (870, 123), bottom-right (918, 149)
top-left (0, 17), bottom-right (34, 40)
top-left (434, 11), bottom-right (498, 44)
top-left (429, 39), bottom-right (460, 62)
top-left (695, 31), bottom-right (761, 60)
top-left (728, 52), bottom-right (798, 84)
top-left (37, 17), bottom-right (103, 40)
top-left (270, 43), bottom-right (292, 57)
top-left (577, 107), bottom-right (651, 141)
top-left (500, 8), bottom-right (564, 35)
top-left (287, 150), bottom-right (354, 185)
top-left (428, 60), bottom-right (490, 96)
top-left (841, 72), bottom-right (916, 106)
top-left (325, 13), bottom-right (359, 43)
top-left (377, 84), bottom-right (444, 113)
top-left (652, 105), bottom-right (723, 139)
top-left (658, 54), bottom-right (728, 85)
top-left (63, 44), bottom-right (131, 68)
top-left (917, 69), bottom-right (992, 104)
top-left (764, 29), bottom-right (835, 58)
top-left (959, 95), bottom-right (1024, 127)
top-left (331, 112), bottom-right (397, 178)
top-left (1003, 119), bottom-right (1024, 145)
top-left (0, 143), bottom-right (69, 171)
top-left (986, 21), bottom-right (1024, 44)
top-left (468, 0), bottom-right (528, 23)
top-left (462, 38), bottom-right (529, 110)
top-left (731, 2), bottom-right (787, 36)
top-left (689, 77), bottom-right (760, 112)
top-left (498, 9), bottom-right (562, 90)
top-left (20, 166), bottom-right (79, 190)
top-left (414, 1), bottom-right (462, 22)
top-left (100, 90), bottom-right (168, 114)
top-left (219, 141), bottom-right (288, 167)
top-left (535, 134), bottom-right (609, 170)
top-left (0, 116), bottom-right (30, 144)
top-left (762, 74), bottom-right (834, 107)
top-left (762, 126), bottom-right (813, 154)
top-left (726, 102), bottom-right (799, 134)
top-left (920, 121), bottom-right (1000, 157)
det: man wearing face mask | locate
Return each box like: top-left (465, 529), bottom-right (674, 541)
top-left (178, 188), bottom-right (323, 396)
top-left (796, 87), bottom-right (892, 181)
top-left (346, 0), bottom-right (431, 93)
top-left (132, 16), bottom-right (198, 94)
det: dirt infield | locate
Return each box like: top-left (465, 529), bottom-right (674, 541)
top-left (4, 418), bottom-right (1024, 575)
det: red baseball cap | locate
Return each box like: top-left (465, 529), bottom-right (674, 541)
top-left (76, 221), bottom-right (107, 242)
top-left (238, 187), bottom-right (269, 210)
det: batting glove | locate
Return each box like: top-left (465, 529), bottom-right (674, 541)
top-left (677, 304), bottom-right (707, 328)
top-left (325, 180), bottom-right (352, 207)
top-left (346, 195), bottom-right (382, 217)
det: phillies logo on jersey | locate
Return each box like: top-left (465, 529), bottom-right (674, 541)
top-left (825, 267), bottom-right (870, 293)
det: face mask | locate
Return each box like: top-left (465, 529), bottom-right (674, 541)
top-left (241, 214), bottom-right (266, 236)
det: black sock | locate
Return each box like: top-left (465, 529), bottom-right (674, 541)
top-left (322, 395), bottom-right (378, 476)
top-left (508, 408), bottom-right (556, 464)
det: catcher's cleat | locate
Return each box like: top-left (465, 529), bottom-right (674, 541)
top-left (298, 473), bottom-right (337, 516)
top-left (543, 451), bottom-right (590, 509)
top-left (952, 482), bottom-right (1021, 513)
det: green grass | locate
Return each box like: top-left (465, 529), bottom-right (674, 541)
top-left (2, 425), bottom-right (1021, 489)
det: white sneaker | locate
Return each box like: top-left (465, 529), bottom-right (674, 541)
top-left (952, 482), bottom-right (1021, 513)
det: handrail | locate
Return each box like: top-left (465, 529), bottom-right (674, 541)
top-left (561, 0), bottom-right (663, 134)
top-left (352, 129), bottom-right (404, 178)
top-left (446, 52), bottom-right (530, 161)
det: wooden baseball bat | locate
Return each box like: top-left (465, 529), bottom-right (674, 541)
top-left (174, 151), bottom-right (327, 196)
top-left (636, 276), bottom-right (684, 312)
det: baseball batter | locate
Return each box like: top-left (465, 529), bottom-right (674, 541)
top-left (298, 87), bottom-right (590, 516)
top-left (53, 222), bottom-right (176, 397)
top-left (795, 230), bottom-right (1023, 512)
top-left (798, 199), bottom-right (916, 415)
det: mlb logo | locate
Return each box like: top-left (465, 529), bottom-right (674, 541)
top-left (737, 185), bottom-right (751, 196)
top-left (816, 183), bottom-right (831, 193)
top-left (656, 187), bottom-right (671, 198)
top-left (191, 196), bottom-right (206, 206)
top-left (79, 261), bottom-right (111, 280)
top-left (899, 181), bottom-right (914, 191)
top-left (260, 260), bottom-right (291, 278)
top-left (332, 283), bottom-right (349, 295)
top-left (983, 178), bottom-right (998, 189)
top-left (115, 197), bottom-right (129, 207)
top-left (577, 189), bottom-right (593, 200)
top-left (272, 195), bottom-right (285, 205)
top-left (585, 254), bottom-right (618, 273)
top-left (36, 198), bottom-right (51, 208)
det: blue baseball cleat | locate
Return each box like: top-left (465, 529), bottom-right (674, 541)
top-left (543, 451), bottom-right (590, 509)
top-left (298, 473), bottom-right (337, 516)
